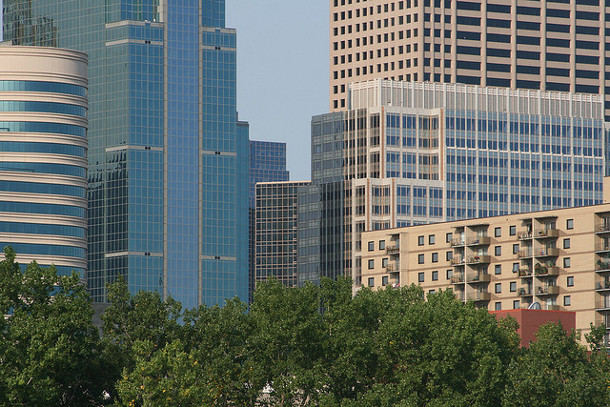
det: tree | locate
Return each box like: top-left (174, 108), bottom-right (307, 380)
top-left (502, 322), bottom-right (610, 407)
top-left (0, 247), bottom-right (107, 406)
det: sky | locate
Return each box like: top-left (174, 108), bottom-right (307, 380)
top-left (0, 1), bottom-right (327, 180)
top-left (226, 0), bottom-right (328, 181)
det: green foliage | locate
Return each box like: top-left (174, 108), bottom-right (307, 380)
top-left (0, 247), bottom-right (106, 406)
top-left (502, 322), bottom-right (609, 407)
top-left (1, 248), bottom-right (609, 406)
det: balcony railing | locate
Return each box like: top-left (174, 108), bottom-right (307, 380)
top-left (467, 255), bottom-right (491, 264)
top-left (450, 257), bottom-right (465, 265)
top-left (535, 248), bottom-right (559, 257)
top-left (535, 229), bottom-right (559, 238)
top-left (467, 273), bottom-right (491, 283)
top-left (595, 281), bottom-right (610, 291)
top-left (518, 268), bottom-right (533, 278)
top-left (518, 231), bottom-right (532, 240)
top-left (534, 264), bottom-right (559, 277)
top-left (595, 301), bottom-right (610, 311)
top-left (596, 261), bottom-right (610, 272)
top-left (467, 236), bottom-right (490, 246)
top-left (451, 274), bottom-right (464, 284)
top-left (596, 223), bottom-right (610, 234)
top-left (451, 238), bottom-right (465, 247)
top-left (536, 285), bottom-right (560, 296)
top-left (595, 244), bottom-right (610, 254)
top-left (518, 288), bottom-right (532, 296)
top-left (466, 292), bottom-right (491, 302)
top-left (518, 250), bottom-right (533, 258)
top-left (386, 246), bottom-right (400, 255)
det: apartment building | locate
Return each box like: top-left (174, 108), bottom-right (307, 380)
top-left (360, 202), bottom-right (610, 341)
top-left (330, 0), bottom-right (610, 121)
top-left (300, 79), bottom-right (606, 285)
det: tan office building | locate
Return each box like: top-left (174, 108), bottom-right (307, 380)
top-left (330, 0), bottom-right (610, 120)
top-left (359, 203), bottom-right (610, 341)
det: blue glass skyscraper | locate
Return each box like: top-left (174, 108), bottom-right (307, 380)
top-left (3, 0), bottom-right (249, 306)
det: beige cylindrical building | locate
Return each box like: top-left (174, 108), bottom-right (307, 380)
top-left (0, 46), bottom-right (88, 275)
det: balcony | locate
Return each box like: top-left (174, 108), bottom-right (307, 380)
top-left (595, 301), bottom-right (610, 311)
top-left (467, 273), bottom-right (491, 283)
top-left (518, 231), bottom-right (532, 240)
top-left (536, 286), bottom-right (560, 296)
top-left (385, 263), bottom-right (396, 272)
top-left (518, 250), bottom-right (533, 258)
top-left (467, 292), bottom-right (491, 302)
top-left (595, 223), bottom-right (610, 234)
top-left (535, 248), bottom-right (559, 258)
top-left (451, 274), bottom-right (465, 284)
top-left (595, 281), bottom-right (610, 292)
top-left (596, 260), bottom-right (610, 273)
top-left (546, 305), bottom-right (561, 311)
top-left (534, 229), bottom-right (559, 239)
top-left (518, 288), bottom-right (533, 297)
top-left (467, 255), bottom-right (491, 264)
top-left (451, 238), bottom-right (465, 247)
top-left (450, 256), bottom-right (465, 265)
top-left (534, 264), bottom-right (560, 277)
top-left (386, 246), bottom-right (400, 255)
top-left (595, 244), bottom-right (610, 254)
top-left (467, 236), bottom-right (490, 246)
top-left (518, 268), bottom-right (533, 278)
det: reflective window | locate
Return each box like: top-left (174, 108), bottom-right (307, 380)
top-left (0, 141), bottom-right (86, 157)
top-left (0, 80), bottom-right (86, 97)
top-left (0, 221), bottom-right (85, 238)
top-left (0, 243), bottom-right (84, 258)
top-left (0, 121), bottom-right (86, 137)
top-left (0, 101), bottom-right (86, 117)
top-left (0, 181), bottom-right (85, 197)
top-left (0, 162), bottom-right (86, 177)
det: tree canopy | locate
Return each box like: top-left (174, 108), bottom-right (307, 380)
top-left (0, 249), bottom-right (608, 406)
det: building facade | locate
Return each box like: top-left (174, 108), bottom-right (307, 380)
top-left (0, 46), bottom-right (88, 275)
top-left (360, 202), bottom-right (610, 345)
top-left (302, 79), bottom-right (606, 285)
top-left (248, 140), bottom-right (289, 298)
top-left (330, 0), bottom-right (610, 120)
top-left (3, 0), bottom-right (249, 306)
top-left (255, 181), bottom-right (310, 289)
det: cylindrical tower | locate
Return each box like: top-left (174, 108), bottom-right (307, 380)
top-left (0, 46), bottom-right (88, 276)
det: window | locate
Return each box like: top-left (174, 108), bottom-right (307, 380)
top-left (432, 270), bottom-right (438, 281)
top-left (368, 241), bottom-right (374, 251)
top-left (368, 259), bottom-right (374, 269)
top-left (564, 295), bottom-right (571, 306)
top-left (512, 263), bottom-right (519, 273)
top-left (368, 277), bottom-right (374, 287)
top-left (567, 276), bottom-right (574, 287)
top-left (446, 269), bottom-right (453, 279)
top-left (429, 289), bottom-right (436, 294)
top-left (566, 219), bottom-right (574, 230)
top-left (512, 244), bottom-right (519, 254)
top-left (429, 234), bottom-right (435, 245)
top-left (563, 238), bottom-right (570, 249)
top-left (495, 227), bottom-right (501, 237)
top-left (510, 281), bottom-right (517, 292)
top-left (418, 272), bottom-right (425, 282)
top-left (418, 235), bottom-right (425, 246)
top-left (446, 251), bottom-right (453, 261)
top-left (495, 302), bottom-right (502, 311)
top-left (382, 276), bottom-right (389, 286)
top-left (495, 283), bottom-right (502, 293)
top-left (432, 252), bottom-right (438, 263)
top-left (495, 246), bottom-right (502, 256)
top-left (379, 240), bottom-right (386, 250)
top-left (418, 254), bottom-right (424, 264)
top-left (382, 258), bottom-right (388, 267)
top-left (446, 232), bottom-right (453, 243)
top-left (495, 265), bottom-right (502, 275)
top-left (509, 225), bottom-right (516, 236)
top-left (513, 300), bottom-right (520, 309)
top-left (563, 257), bottom-right (571, 268)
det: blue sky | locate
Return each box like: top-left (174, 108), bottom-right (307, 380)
top-left (0, 1), bottom-right (327, 180)
top-left (226, 1), bottom-right (328, 180)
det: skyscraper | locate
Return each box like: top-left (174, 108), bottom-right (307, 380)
top-left (3, 0), bottom-right (249, 307)
top-left (301, 79), bottom-right (606, 285)
top-left (248, 140), bottom-right (289, 298)
top-left (0, 45), bottom-right (88, 275)
top-left (330, 0), bottom-right (610, 120)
